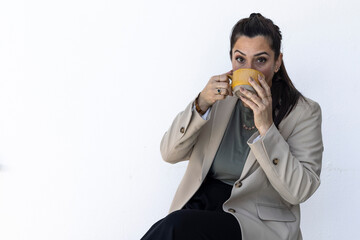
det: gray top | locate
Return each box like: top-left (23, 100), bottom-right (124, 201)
top-left (209, 100), bottom-right (257, 185)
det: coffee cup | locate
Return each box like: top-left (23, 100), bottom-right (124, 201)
top-left (227, 68), bottom-right (265, 98)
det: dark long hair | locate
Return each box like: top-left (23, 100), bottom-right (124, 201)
top-left (229, 13), bottom-right (304, 128)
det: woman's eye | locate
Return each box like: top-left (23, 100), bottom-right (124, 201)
top-left (236, 57), bottom-right (245, 63)
top-left (257, 57), bottom-right (267, 63)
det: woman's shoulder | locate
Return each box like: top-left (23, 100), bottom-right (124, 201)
top-left (294, 96), bottom-right (321, 114)
top-left (279, 96), bottom-right (321, 131)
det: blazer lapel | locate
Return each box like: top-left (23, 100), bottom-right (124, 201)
top-left (201, 96), bottom-right (238, 180)
top-left (239, 150), bottom-right (257, 180)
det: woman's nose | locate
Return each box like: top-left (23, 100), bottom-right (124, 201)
top-left (244, 61), bottom-right (254, 69)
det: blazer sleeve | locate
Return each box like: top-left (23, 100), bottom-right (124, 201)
top-left (160, 98), bottom-right (209, 164)
top-left (248, 99), bottom-right (323, 205)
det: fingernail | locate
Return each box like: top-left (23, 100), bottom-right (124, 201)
top-left (249, 77), bottom-right (253, 82)
top-left (258, 74), bottom-right (263, 80)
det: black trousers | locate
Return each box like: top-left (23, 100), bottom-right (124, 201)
top-left (141, 177), bottom-right (242, 240)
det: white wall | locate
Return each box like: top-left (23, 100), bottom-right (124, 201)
top-left (0, 0), bottom-right (359, 239)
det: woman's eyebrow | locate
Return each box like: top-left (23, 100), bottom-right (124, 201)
top-left (254, 51), bottom-right (270, 56)
top-left (234, 50), bottom-right (270, 57)
top-left (234, 50), bottom-right (246, 55)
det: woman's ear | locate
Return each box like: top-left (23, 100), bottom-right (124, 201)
top-left (275, 53), bottom-right (283, 72)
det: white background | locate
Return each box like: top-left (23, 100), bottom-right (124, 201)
top-left (1, 0), bottom-right (359, 239)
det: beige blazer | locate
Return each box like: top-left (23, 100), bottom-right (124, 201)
top-left (160, 95), bottom-right (323, 240)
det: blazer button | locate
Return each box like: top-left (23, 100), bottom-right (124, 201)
top-left (235, 182), bottom-right (242, 188)
top-left (180, 127), bottom-right (185, 133)
top-left (273, 158), bottom-right (279, 165)
top-left (228, 208), bottom-right (236, 213)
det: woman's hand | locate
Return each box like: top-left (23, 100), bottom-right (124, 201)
top-left (239, 74), bottom-right (273, 136)
top-left (197, 71), bottom-right (233, 112)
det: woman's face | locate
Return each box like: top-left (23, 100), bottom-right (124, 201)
top-left (231, 35), bottom-right (282, 87)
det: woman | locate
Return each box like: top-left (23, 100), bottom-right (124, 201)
top-left (141, 13), bottom-right (323, 240)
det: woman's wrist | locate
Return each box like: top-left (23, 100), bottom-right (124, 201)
top-left (195, 92), bottom-right (209, 115)
top-left (258, 122), bottom-right (273, 137)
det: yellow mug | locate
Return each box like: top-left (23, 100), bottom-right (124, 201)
top-left (228, 68), bottom-right (265, 98)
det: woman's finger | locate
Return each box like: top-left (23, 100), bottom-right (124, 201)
top-left (227, 84), bottom-right (233, 96)
top-left (200, 71), bottom-right (233, 108)
top-left (214, 88), bottom-right (229, 97)
top-left (214, 70), bottom-right (233, 82)
top-left (212, 73), bottom-right (229, 83)
top-left (258, 74), bottom-right (271, 98)
top-left (239, 87), bottom-right (263, 107)
top-left (214, 82), bottom-right (230, 89)
top-left (211, 72), bottom-right (232, 96)
top-left (239, 95), bottom-right (258, 110)
top-left (248, 77), bottom-right (267, 100)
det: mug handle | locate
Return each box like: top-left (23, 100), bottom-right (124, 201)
top-left (227, 74), bottom-right (233, 88)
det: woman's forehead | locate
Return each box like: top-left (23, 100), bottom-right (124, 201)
top-left (233, 35), bottom-right (273, 54)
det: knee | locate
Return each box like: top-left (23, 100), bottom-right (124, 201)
top-left (141, 211), bottom-right (193, 240)
top-left (142, 210), bottom-right (198, 240)
top-left (162, 210), bottom-right (187, 230)
top-left (161, 210), bottom-right (194, 236)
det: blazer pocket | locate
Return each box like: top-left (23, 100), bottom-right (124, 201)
top-left (256, 203), bottom-right (296, 222)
